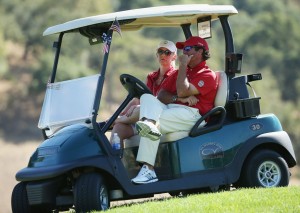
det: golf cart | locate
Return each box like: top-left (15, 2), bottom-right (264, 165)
top-left (12, 4), bottom-right (296, 212)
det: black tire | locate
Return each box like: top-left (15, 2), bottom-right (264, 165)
top-left (74, 173), bottom-right (110, 212)
top-left (237, 149), bottom-right (289, 188)
top-left (11, 182), bottom-right (30, 213)
top-left (12, 182), bottom-right (53, 213)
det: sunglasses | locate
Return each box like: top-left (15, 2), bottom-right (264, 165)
top-left (183, 46), bottom-right (202, 52)
top-left (157, 49), bottom-right (172, 56)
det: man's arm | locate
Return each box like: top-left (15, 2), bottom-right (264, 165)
top-left (176, 55), bottom-right (199, 97)
top-left (157, 89), bottom-right (175, 104)
top-left (157, 89), bottom-right (199, 106)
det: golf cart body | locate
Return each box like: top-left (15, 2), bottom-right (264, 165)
top-left (12, 4), bottom-right (296, 212)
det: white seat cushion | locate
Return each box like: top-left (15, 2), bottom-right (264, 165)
top-left (214, 71), bottom-right (228, 107)
top-left (124, 131), bottom-right (189, 148)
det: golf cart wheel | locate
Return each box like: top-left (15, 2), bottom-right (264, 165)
top-left (74, 173), bottom-right (110, 212)
top-left (12, 182), bottom-right (53, 213)
top-left (238, 149), bottom-right (289, 188)
top-left (12, 182), bottom-right (30, 213)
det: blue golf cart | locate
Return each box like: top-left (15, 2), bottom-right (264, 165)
top-left (11, 4), bottom-right (296, 212)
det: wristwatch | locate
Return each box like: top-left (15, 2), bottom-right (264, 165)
top-left (172, 95), bottom-right (178, 102)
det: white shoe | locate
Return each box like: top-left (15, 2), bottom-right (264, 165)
top-left (131, 165), bottom-right (158, 184)
top-left (136, 120), bottom-right (162, 141)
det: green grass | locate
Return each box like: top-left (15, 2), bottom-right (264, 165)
top-left (99, 186), bottom-right (300, 213)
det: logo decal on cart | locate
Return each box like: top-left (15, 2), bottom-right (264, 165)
top-left (200, 142), bottom-right (224, 159)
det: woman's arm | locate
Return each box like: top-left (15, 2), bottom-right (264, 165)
top-left (120, 98), bottom-right (140, 115)
top-left (115, 106), bottom-right (140, 124)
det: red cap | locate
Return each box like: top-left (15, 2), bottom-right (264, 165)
top-left (176, 36), bottom-right (209, 51)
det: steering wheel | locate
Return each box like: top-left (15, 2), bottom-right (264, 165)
top-left (120, 74), bottom-right (152, 98)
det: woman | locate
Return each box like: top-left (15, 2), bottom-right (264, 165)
top-left (110, 40), bottom-right (177, 144)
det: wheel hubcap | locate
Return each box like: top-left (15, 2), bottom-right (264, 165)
top-left (258, 161), bottom-right (281, 187)
top-left (99, 186), bottom-right (109, 210)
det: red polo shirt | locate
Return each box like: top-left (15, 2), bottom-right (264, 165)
top-left (146, 66), bottom-right (176, 96)
top-left (161, 61), bottom-right (218, 115)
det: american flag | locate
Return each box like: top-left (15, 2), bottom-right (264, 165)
top-left (109, 18), bottom-right (122, 37)
top-left (102, 33), bottom-right (111, 54)
top-left (102, 42), bottom-right (109, 54)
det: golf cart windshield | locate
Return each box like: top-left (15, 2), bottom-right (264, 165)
top-left (38, 74), bottom-right (99, 134)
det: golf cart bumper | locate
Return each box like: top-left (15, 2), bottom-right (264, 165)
top-left (25, 176), bottom-right (65, 206)
top-left (16, 155), bottom-right (112, 181)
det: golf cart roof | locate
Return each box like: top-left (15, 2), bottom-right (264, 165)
top-left (43, 4), bottom-right (238, 36)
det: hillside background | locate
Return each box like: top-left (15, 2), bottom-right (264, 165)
top-left (0, 0), bottom-right (300, 212)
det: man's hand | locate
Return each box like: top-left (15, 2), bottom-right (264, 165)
top-left (177, 54), bottom-right (199, 97)
top-left (178, 54), bottom-right (193, 70)
top-left (178, 95), bottom-right (199, 106)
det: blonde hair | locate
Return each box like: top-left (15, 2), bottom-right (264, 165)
top-left (171, 51), bottom-right (177, 68)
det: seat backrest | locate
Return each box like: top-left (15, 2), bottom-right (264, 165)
top-left (214, 71), bottom-right (228, 107)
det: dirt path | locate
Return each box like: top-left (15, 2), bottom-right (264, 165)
top-left (0, 139), bottom-right (39, 213)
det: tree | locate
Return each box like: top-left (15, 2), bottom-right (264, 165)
top-left (235, 0), bottom-right (300, 102)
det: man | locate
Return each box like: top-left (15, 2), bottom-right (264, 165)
top-left (131, 36), bottom-right (218, 184)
